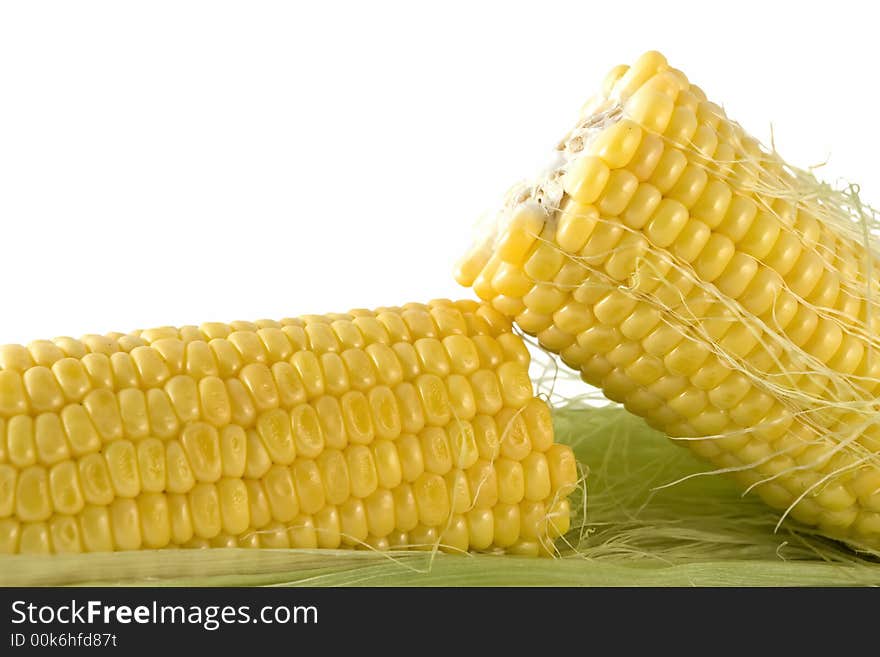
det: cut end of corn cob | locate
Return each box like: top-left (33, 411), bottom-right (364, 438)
top-left (457, 50), bottom-right (880, 547)
top-left (0, 300), bottom-right (577, 556)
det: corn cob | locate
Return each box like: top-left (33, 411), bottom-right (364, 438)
top-left (457, 51), bottom-right (880, 545)
top-left (0, 300), bottom-right (577, 555)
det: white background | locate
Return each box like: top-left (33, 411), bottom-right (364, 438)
top-left (0, 0), bottom-right (877, 344)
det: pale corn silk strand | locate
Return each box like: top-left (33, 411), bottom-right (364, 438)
top-left (457, 50), bottom-right (880, 549)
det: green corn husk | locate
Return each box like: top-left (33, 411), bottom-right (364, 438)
top-left (3, 404), bottom-right (879, 587)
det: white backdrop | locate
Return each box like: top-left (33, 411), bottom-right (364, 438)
top-left (1, 0), bottom-right (877, 344)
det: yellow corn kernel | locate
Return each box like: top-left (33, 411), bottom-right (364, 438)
top-left (199, 376), bottom-right (232, 428)
top-left (590, 119), bottom-right (644, 168)
top-left (180, 422), bottom-right (221, 483)
top-left (364, 488), bottom-right (396, 537)
top-left (547, 444), bottom-right (578, 496)
top-left (188, 483), bottom-right (221, 540)
top-left (78, 453), bottom-right (114, 506)
top-left (0, 516), bottom-right (21, 554)
top-left (78, 505), bottom-right (112, 552)
top-left (285, 514), bottom-right (317, 549)
top-left (339, 498), bottom-right (369, 546)
top-left (291, 458), bottom-right (324, 514)
top-left (626, 129), bottom-right (663, 180)
top-left (375, 311), bottom-right (410, 344)
top-left (239, 363), bottom-right (279, 411)
top-left (137, 438), bottom-right (166, 493)
top-left (0, 371), bottom-right (28, 418)
top-left (419, 427), bottom-right (452, 476)
top-left (228, 330), bottom-right (267, 364)
top-left (492, 503), bottom-right (521, 548)
top-left (215, 478), bottom-right (249, 535)
top-left (563, 156), bottom-right (611, 204)
top-left (368, 386), bottom-right (401, 440)
top-left (163, 493), bottom-right (193, 544)
top-left (105, 439), bottom-right (141, 497)
top-left (547, 498), bottom-right (571, 538)
top-left (116, 389), bottom-right (147, 440)
top-left (410, 374), bottom-right (447, 427)
top-left (466, 507), bottom-right (494, 550)
top-left (22, 366), bottom-right (64, 411)
top-left (128, 346), bottom-right (168, 388)
top-left (225, 378), bottom-right (256, 427)
top-left (19, 522), bottom-right (51, 554)
top-left (557, 200), bottom-right (599, 253)
top-left (51, 358), bottom-right (91, 403)
top-left (204, 338), bottom-right (238, 378)
top-left (497, 409), bottom-right (532, 461)
top-left (413, 472), bottom-right (450, 526)
top-left (257, 408), bottom-right (296, 465)
top-left (522, 452), bottom-right (552, 501)
top-left (272, 362), bottom-right (307, 409)
top-left (306, 506), bottom-right (338, 549)
top-left (447, 420), bottom-right (479, 470)
top-left (0, 345), bottom-right (34, 372)
top-left (625, 87), bottom-right (674, 133)
top-left (315, 449), bottom-right (349, 505)
top-left (110, 352), bottom-right (140, 389)
top-left (146, 388), bottom-right (179, 439)
top-left (369, 442), bottom-right (400, 491)
top-left (263, 464), bottom-right (299, 523)
top-left (644, 198), bottom-right (689, 247)
top-left (392, 342), bottom-right (420, 381)
top-left (137, 493), bottom-right (171, 549)
top-left (34, 413), bottom-right (70, 466)
top-left (165, 440), bottom-right (196, 494)
top-left (48, 460), bottom-right (84, 515)
top-left (110, 498), bottom-right (142, 550)
top-left (337, 391), bottom-right (372, 444)
top-left (244, 431), bottom-right (272, 479)
top-left (82, 353), bottom-right (114, 390)
top-left (611, 51), bottom-right (668, 99)
top-left (48, 514), bottom-right (82, 553)
top-left (496, 458), bottom-right (525, 505)
top-left (320, 352), bottom-right (349, 397)
top-left (597, 169), bottom-right (640, 217)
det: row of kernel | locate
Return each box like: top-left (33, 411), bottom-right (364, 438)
top-left (0, 427), bottom-right (238, 522)
top-left (131, 302), bottom-right (502, 352)
top-left (0, 334), bottom-right (197, 371)
top-left (2, 401), bottom-right (565, 519)
top-left (0, 301), bottom-right (507, 376)
top-left (0, 490), bottom-right (574, 555)
top-left (0, 328), bottom-right (528, 417)
top-left (0, 302), bottom-right (515, 385)
top-left (0, 439), bottom-right (576, 553)
top-left (0, 485), bottom-right (246, 553)
top-left (190, 469), bottom-right (571, 550)
top-left (241, 421), bottom-right (566, 518)
top-left (0, 360), bottom-right (535, 467)
top-left (225, 440), bottom-right (575, 538)
top-left (230, 496), bottom-right (572, 554)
